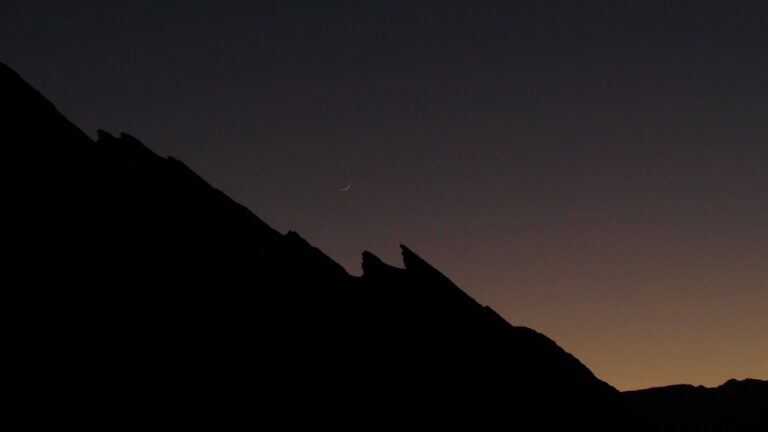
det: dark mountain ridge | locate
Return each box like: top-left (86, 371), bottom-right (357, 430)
top-left (3, 61), bottom-right (636, 430)
top-left (625, 378), bottom-right (768, 431)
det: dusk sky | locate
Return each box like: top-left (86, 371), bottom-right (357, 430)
top-left (3, 1), bottom-right (767, 390)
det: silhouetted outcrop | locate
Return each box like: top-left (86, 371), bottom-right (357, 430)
top-left (3, 62), bottom-right (641, 430)
top-left (625, 378), bottom-right (768, 431)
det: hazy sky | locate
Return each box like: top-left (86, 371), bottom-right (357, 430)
top-left (3, 1), bottom-right (767, 390)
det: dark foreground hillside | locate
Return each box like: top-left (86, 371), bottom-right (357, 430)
top-left (625, 378), bottom-right (768, 431)
top-left (3, 62), bottom-right (638, 430)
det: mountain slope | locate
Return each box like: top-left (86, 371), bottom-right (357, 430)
top-left (625, 379), bottom-right (768, 431)
top-left (2, 62), bottom-right (636, 430)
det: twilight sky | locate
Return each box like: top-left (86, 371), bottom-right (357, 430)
top-left (3, 1), bottom-right (767, 390)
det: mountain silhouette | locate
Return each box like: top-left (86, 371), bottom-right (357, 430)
top-left (625, 379), bottom-right (768, 431)
top-left (4, 61), bottom-right (640, 430)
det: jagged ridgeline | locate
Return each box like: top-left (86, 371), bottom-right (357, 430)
top-left (624, 379), bottom-right (768, 432)
top-left (3, 62), bottom-right (638, 430)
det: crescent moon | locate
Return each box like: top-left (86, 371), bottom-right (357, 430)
top-left (340, 184), bottom-right (351, 191)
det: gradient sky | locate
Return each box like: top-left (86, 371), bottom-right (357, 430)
top-left (3, 1), bottom-right (767, 391)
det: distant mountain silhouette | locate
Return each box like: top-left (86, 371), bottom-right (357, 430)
top-left (3, 61), bottom-right (638, 430)
top-left (625, 379), bottom-right (768, 431)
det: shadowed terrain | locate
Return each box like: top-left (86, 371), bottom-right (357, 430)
top-left (2, 61), bottom-right (652, 430)
top-left (625, 378), bottom-right (768, 431)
